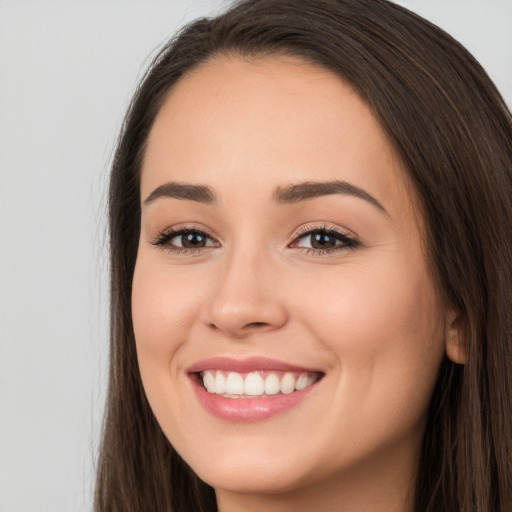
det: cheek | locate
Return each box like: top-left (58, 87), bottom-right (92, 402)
top-left (130, 256), bottom-right (207, 413)
top-left (293, 255), bottom-right (446, 429)
top-left (298, 257), bottom-right (443, 350)
top-left (132, 259), bottom-right (201, 356)
top-left (130, 255), bottom-right (209, 438)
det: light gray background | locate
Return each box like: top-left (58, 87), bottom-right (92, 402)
top-left (0, 1), bottom-right (511, 511)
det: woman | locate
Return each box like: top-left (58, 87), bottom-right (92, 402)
top-left (95, 0), bottom-right (512, 510)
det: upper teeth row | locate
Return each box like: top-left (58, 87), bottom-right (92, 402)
top-left (202, 370), bottom-right (317, 396)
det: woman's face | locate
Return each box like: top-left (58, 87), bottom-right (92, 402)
top-left (132, 56), bottom-right (454, 506)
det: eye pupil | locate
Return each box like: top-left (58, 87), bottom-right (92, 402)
top-left (182, 232), bottom-right (206, 248)
top-left (311, 232), bottom-right (337, 249)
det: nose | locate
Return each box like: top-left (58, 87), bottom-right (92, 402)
top-left (203, 250), bottom-right (288, 338)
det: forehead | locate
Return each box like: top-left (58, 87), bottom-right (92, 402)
top-left (141, 55), bottom-right (413, 216)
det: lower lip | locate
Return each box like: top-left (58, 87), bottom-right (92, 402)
top-left (191, 377), bottom-right (317, 422)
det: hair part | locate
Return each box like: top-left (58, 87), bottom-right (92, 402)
top-left (96, 1), bottom-right (512, 511)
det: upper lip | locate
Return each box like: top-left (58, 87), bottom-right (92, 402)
top-left (187, 356), bottom-right (323, 374)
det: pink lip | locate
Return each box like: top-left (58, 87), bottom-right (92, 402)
top-left (187, 357), bottom-right (323, 422)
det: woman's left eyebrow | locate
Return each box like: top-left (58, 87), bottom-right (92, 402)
top-left (273, 180), bottom-right (388, 215)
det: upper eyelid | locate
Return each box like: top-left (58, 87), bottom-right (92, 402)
top-left (291, 223), bottom-right (356, 240)
top-left (157, 224), bottom-right (351, 236)
top-left (158, 224), bottom-right (218, 239)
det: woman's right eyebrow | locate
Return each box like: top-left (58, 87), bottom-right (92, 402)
top-left (143, 182), bottom-right (216, 206)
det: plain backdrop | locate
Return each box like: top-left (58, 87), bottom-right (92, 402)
top-left (0, 1), bottom-right (511, 511)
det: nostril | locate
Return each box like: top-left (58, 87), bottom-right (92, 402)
top-left (243, 322), bottom-right (268, 330)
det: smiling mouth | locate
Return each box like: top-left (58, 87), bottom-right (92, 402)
top-left (198, 370), bottom-right (323, 398)
top-left (188, 358), bottom-right (325, 421)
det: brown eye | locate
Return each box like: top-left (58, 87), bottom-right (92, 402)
top-left (152, 228), bottom-right (220, 252)
top-left (310, 232), bottom-right (339, 249)
top-left (292, 228), bottom-right (359, 253)
top-left (179, 232), bottom-right (208, 248)
top-left (168, 230), bottom-right (219, 249)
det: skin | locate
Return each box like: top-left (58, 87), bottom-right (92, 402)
top-left (132, 56), bottom-right (464, 512)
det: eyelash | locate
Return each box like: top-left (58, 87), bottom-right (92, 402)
top-left (150, 225), bottom-right (219, 256)
top-left (291, 225), bottom-right (360, 255)
top-left (150, 224), bottom-right (360, 256)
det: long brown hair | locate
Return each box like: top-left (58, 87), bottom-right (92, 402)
top-left (95, 1), bottom-right (512, 510)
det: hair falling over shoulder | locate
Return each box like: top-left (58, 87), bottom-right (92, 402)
top-left (94, 1), bottom-right (512, 511)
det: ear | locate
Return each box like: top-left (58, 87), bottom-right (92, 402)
top-left (445, 310), bottom-right (467, 364)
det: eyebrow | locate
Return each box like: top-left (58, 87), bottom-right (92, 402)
top-left (144, 182), bottom-right (216, 206)
top-left (274, 180), bottom-right (387, 214)
top-left (144, 179), bottom-right (387, 215)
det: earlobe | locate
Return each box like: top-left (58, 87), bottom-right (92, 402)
top-left (445, 311), bottom-right (467, 364)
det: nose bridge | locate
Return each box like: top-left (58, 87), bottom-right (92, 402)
top-left (205, 241), bottom-right (287, 336)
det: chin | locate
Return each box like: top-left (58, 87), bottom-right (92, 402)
top-left (174, 431), bottom-right (337, 497)
top-left (194, 458), bottom-right (311, 496)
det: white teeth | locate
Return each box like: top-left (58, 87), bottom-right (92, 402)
top-left (264, 373), bottom-right (280, 395)
top-left (280, 372), bottom-right (295, 394)
top-left (201, 370), bottom-right (319, 397)
top-left (244, 372), bottom-right (265, 395)
top-left (226, 372), bottom-right (244, 395)
top-left (215, 371), bottom-right (226, 394)
top-left (296, 373), bottom-right (315, 390)
top-left (203, 371), bottom-right (216, 393)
